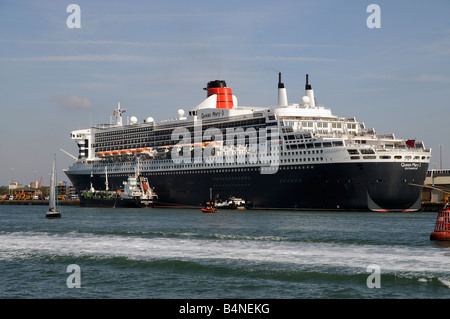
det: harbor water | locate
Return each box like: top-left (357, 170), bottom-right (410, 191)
top-left (0, 205), bottom-right (449, 300)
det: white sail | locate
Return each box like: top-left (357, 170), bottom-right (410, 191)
top-left (46, 154), bottom-right (61, 217)
top-left (49, 154), bottom-right (56, 211)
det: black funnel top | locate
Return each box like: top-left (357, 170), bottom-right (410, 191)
top-left (205, 80), bottom-right (227, 90)
top-left (278, 72), bottom-right (285, 89)
top-left (305, 74), bottom-right (312, 90)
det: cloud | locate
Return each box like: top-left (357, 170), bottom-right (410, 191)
top-left (248, 56), bottom-right (336, 62)
top-left (51, 95), bottom-right (98, 110)
top-left (257, 43), bottom-right (345, 49)
top-left (0, 39), bottom-right (209, 48)
top-left (0, 54), bottom-right (157, 62)
top-left (362, 73), bottom-right (450, 83)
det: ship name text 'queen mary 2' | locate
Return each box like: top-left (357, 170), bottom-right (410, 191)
top-left (64, 73), bottom-right (431, 211)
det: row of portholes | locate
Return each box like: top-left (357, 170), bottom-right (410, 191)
top-left (104, 164), bottom-right (316, 177)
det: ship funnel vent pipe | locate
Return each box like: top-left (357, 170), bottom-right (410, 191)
top-left (305, 73), bottom-right (315, 108)
top-left (278, 72), bottom-right (288, 107)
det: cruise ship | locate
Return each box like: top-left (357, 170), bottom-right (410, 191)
top-left (64, 73), bottom-right (431, 211)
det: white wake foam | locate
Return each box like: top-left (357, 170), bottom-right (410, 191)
top-left (0, 231), bottom-right (448, 278)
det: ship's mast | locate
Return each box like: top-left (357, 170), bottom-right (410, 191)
top-left (116, 102), bottom-right (123, 126)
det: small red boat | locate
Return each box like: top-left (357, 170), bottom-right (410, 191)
top-left (201, 202), bottom-right (219, 214)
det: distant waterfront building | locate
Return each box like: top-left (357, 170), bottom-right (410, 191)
top-left (8, 181), bottom-right (19, 191)
top-left (56, 181), bottom-right (76, 197)
top-left (30, 181), bottom-right (39, 189)
top-left (423, 170), bottom-right (450, 203)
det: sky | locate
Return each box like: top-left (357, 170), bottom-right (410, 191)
top-left (1, 0), bottom-right (450, 187)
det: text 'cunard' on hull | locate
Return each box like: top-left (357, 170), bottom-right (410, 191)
top-left (64, 73), bottom-right (431, 211)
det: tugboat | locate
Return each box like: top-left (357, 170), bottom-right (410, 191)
top-left (79, 159), bottom-right (158, 208)
top-left (215, 197), bottom-right (247, 210)
top-left (121, 174), bottom-right (158, 208)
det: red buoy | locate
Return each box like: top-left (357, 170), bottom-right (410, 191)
top-left (430, 204), bottom-right (450, 241)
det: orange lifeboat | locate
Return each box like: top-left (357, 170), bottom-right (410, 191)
top-left (120, 150), bottom-right (132, 156)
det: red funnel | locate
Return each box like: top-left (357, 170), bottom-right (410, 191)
top-left (205, 80), bottom-right (234, 109)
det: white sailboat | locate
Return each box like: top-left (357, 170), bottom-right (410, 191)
top-left (46, 154), bottom-right (61, 218)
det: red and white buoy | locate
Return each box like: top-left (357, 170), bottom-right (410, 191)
top-left (430, 204), bottom-right (450, 241)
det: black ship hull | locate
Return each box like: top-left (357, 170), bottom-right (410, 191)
top-left (67, 161), bottom-right (428, 211)
top-left (79, 197), bottom-right (155, 208)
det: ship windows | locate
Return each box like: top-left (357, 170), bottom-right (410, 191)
top-left (360, 149), bottom-right (375, 154)
top-left (347, 149), bottom-right (359, 155)
top-left (332, 141), bottom-right (343, 147)
top-left (332, 123), bottom-right (342, 129)
top-left (380, 156), bottom-right (391, 159)
top-left (394, 155), bottom-right (402, 159)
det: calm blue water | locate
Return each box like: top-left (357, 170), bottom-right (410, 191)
top-left (0, 205), bottom-right (449, 299)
